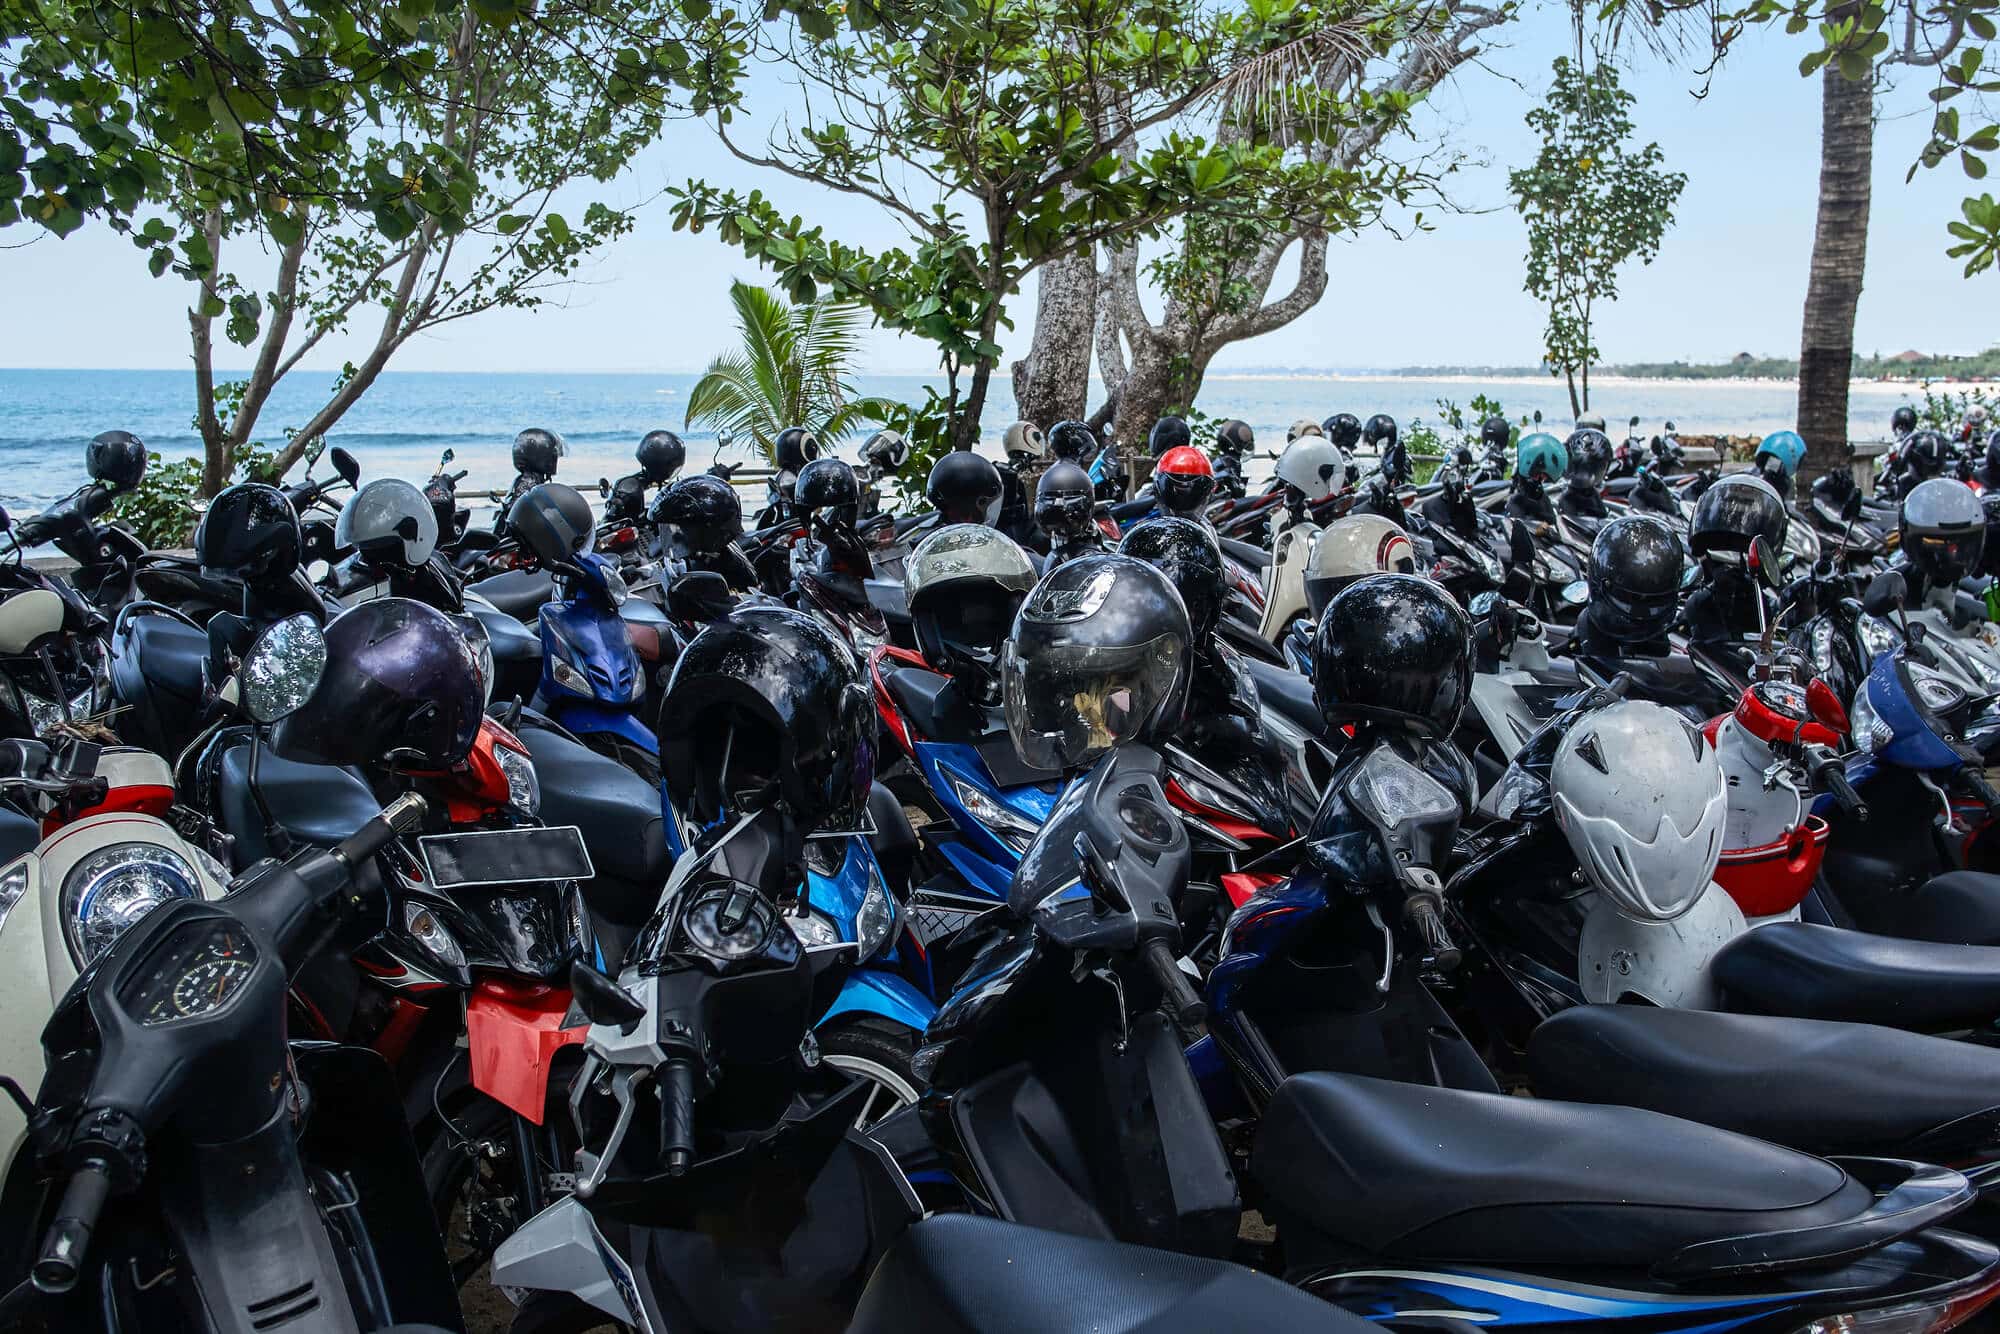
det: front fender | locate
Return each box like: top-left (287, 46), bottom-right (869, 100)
top-left (817, 968), bottom-right (935, 1034)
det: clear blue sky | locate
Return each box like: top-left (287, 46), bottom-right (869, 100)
top-left (0, 3), bottom-right (1988, 374)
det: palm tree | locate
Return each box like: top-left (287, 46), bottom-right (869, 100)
top-left (684, 280), bottom-right (895, 462)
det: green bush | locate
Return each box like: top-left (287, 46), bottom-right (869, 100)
top-left (113, 444), bottom-right (284, 549)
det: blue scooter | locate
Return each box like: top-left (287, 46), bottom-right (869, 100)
top-left (535, 550), bottom-right (670, 783)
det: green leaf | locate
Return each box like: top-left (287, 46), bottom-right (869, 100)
top-left (1964, 151), bottom-right (1988, 179)
top-left (495, 213), bottom-right (530, 235)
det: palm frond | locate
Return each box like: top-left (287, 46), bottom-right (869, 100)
top-left (687, 279), bottom-right (883, 461)
top-left (821, 397), bottom-right (898, 443)
top-left (1210, 11), bottom-right (1433, 128)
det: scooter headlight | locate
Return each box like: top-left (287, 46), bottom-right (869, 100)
top-left (947, 774), bottom-right (1040, 854)
top-left (61, 842), bottom-right (201, 965)
top-left (857, 862), bottom-right (896, 960)
top-left (494, 745), bottom-right (540, 816)
top-left (1859, 614), bottom-right (1899, 662)
top-left (788, 907), bottom-right (842, 949)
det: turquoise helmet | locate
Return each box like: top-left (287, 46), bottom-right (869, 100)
top-left (1755, 430), bottom-right (1807, 475)
top-left (1516, 432), bottom-right (1568, 482)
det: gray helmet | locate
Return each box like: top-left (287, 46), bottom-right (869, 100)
top-left (1901, 477), bottom-right (1986, 585)
top-left (336, 478), bottom-right (440, 567)
top-left (905, 524), bottom-right (1037, 696)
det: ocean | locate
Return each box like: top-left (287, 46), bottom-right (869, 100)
top-left (0, 367), bottom-right (1923, 510)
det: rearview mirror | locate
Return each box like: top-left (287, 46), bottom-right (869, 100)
top-left (598, 477), bottom-right (611, 499)
top-left (241, 613), bottom-right (326, 724)
top-left (1629, 416), bottom-right (1640, 428)
top-left (330, 447), bottom-right (361, 486)
top-left (1749, 536), bottom-right (1782, 590)
top-left (1862, 569), bottom-right (1907, 618)
top-left (0, 505), bottom-right (12, 533)
top-left (440, 448), bottom-right (455, 466)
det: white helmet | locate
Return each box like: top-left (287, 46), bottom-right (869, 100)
top-left (1286, 418), bottom-right (1325, 444)
top-left (1275, 434), bottom-right (1345, 502)
top-left (1002, 421), bottom-right (1049, 461)
top-left (1552, 699), bottom-right (1727, 921)
top-left (336, 478), bottom-right (439, 567)
top-left (1577, 884), bottom-right (1746, 1008)
top-left (862, 428), bottom-right (911, 472)
top-left (1304, 515), bottom-right (1416, 617)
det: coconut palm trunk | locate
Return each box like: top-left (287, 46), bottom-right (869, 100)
top-left (1796, 57), bottom-right (1874, 479)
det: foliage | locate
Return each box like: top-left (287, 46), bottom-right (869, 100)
top-left (1433, 393), bottom-right (1518, 439)
top-left (1508, 56), bottom-right (1685, 418)
top-left (1917, 380), bottom-right (1997, 432)
top-left (684, 281), bottom-right (894, 462)
top-left (874, 387), bottom-right (962, 505)
top-left (113, 443), bottom-right (280, 549)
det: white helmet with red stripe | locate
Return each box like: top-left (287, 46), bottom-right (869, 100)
top-left (1304, 515), bottom-right (1415, 617)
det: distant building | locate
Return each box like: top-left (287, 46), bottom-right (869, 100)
top-left (1732, 351), bottom-right (1755, 366)
top-left (1889, 349), bottom-right (1927, 364)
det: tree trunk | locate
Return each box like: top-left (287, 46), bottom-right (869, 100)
top-left (1012, 250), bottom-right (1097, 427)
top-left (1111, 341), bottom-right (1176, 457)
top-left (1797, 57), bottom-right (1875, 477)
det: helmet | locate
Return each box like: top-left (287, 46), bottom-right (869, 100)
top-left (1147, 416), bottom-right (1192, 458)
top-left (1905, 429), bottom-right (1950, 480)
top-left (1576, 413), bottom-right (1607, 433)
top-left (1274, 434), bottom-right (1345, 501)
top-left (795, 457), bottom-right (863, 532)
top-left (195, 483), bottom-right (302, 585)
top-left (1035, 460), bottom-right (1098, 540)
top-left (636, 430), bottom-right (686, 484)
top-left (1986, 428), bottom-right (2000, 476)
top-left (1120, 516), bottom-right (1226, 645)
top-left (1900, 476), bottom-right (1986, 585)
top-left (926, 449), bottom-right (1004, 526)
top-left (1003, 554), bottom-right (1190, 771)
top-left (1688, 473), bottom-right (1788, 564)
top-left (336, 478), bottom-right (439, 567)
top-left (1305, 514), bottom-right (1416, 618)
top-left (1754, 430), bottom-right (1806, 479)
top-left (1516, 432), bottom-right (1568, 482)
top-left (651, 474), bottom-right (744, 552)
top-left (1479, 417), bottom-right (1511, 452)
top-left (659, 606), bottom-right (874, 829)
top-left (905, 524), bottom-right (1037, 699)
top-left (1048, 420), bottom-right (1097, 462)
top-left (509, 482), bottom-right (595, 567)
top-left (512, 428), bottom-right (566, 477)
top-left (85, 430), bottom-right (148, 490)
top-left (862, 429), bottom-right (911, 473)
top-left (1577, 886), bottom-right (1747, 1008)
top-left (1002, 421), bottom-right (1048, 463)
top-left (775, 427), bottom-right (821, 475)
top-left (272, 598), bottom-right (484, 770)
top-left (1361, 414), bottom-right (1398, 451)
top-left (1552, 699), bottom-right (1727, 921)
top-left (1215, 420), bottom-right (1255, 455)
top-left (1311, 574), bottom-right (1469, 735)
top-left (1892, 405), bottom-right (1919, 437)
top-left (1286, 419), bottom-right (1325, 444)
top-left (1153, 445), bottom-right (1216, 518)
top-left (1322, 413), bottom-right (1362, 451)
top-left (1564, 429), bottom-right (1613, 484)
top-left (1587, 514), bottom-right (1685, 642)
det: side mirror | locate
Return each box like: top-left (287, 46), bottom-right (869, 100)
top-left (668, 570), bottom-right (732, 623)
top-left (240, 613), bottom-right (327, 724)
top-left (1862, 569), bottom-right (1908, 618)
top-left (1842, 489), bottom-right (1864, 522)
top-left (569, 961), bottom-right (644, 1033)
top-left (330, 447), bottom-right (361, 486)
top-left (1749, 536), bottom-right (1782, 590)
top-left (0, 505), bottom-right (12, 533)
top-left (1629, 416), bottom-right (1640, 428)
top-left (440, 448), bottom-right (455, 466)
top-left (598, 477), bottom-right (612, 499)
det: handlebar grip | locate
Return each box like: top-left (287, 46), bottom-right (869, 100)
top-left (659, 1059), bottom-right (697, 1178)
top-left (335, 793), bottom-right (427, 866)
top-left (1822, 766), bottom-right (1869, 821)
top-left (33, 1160), bottom-right (112, 1293)
top-left (1963, 769), bottom-right (2000, 813)
top-left (1403, 893), bottom-right (1462, 973)
top-left (1141, 938), bottom-right (1206, 1028)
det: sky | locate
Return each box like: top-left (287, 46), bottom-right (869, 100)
top-left (0, 2), bottom-right (1989, 375)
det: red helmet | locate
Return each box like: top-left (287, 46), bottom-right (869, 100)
top-left (1155, 445), bottom-right (1216, 518)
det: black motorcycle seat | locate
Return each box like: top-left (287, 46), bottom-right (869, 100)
top-left (1241, 657), bottom-right (1325, 741)
top-left (516, 726), bottom-right (667, 924)
top-left (469, 601), bottom-right (542, 663)
top-left (1715, 922), bottom-right (2000, 1029)
top-left (1251, 1071), bottom-right (1867, 1268)
top-left (1528, 1006), bottom-right (2000, 1159)
top-left (882, 662), bottom-right (961, 742)
top-left (0, 804), bottom-right (39, 865)
top-left (1890, 871), bottom-right (2000, 946)
top-left (468, 567), bottom-right (555, 621)
top-left (123, 614), bottom-right (208, 705)
top-left (848, 1214), bottom-right (1373, 1334)
top-left (1217, 535), bottom-right (1269, 571)
top-left (219, 741), bottom-right (380, 868)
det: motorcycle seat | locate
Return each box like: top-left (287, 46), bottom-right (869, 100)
top-left (1241, 658), bottom-right (1325, 741)
top-left (1527, 1005), bottom-right (2000, 1160)
top-left (120, 613), bottom-right (208, 706)
top-left (1250, 1071), bottom-right (1867, 1269)
top-left (468, 567), bottom-right (555, 621)
top-left (881, 662), bottom-right (960, 743)
top-left (1886, 871), bottom-right (2000, 946)
top-left (0, 804), bottom-right (38, 865)
top-left (516, 726), bottom-right (667, 924)
top-left (1216, 535), bottom-right (1269, 572)
top-left (1715, 921), bottom-right (2000, 1029)
top-left (218, 741), bottom-right (380, 868)
top-left (848, 1214), bottom-right (1373, 1334)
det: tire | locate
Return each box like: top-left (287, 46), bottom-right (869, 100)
top-left (816, 1016), bottom-right (921, 1131)
top-left (418, 1093), bottom-right (537, 1293)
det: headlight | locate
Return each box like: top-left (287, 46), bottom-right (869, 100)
top-left (601, 565), bottom-right (629, 608)
top-left (1347, 747), bottom-right (1459, 828)
top-left (494, 745), bottom-right (540, 815)
top-left (788, 907), bottom-right (842, 949)
top-left (61, 842), bottom-right (201, 965)
top-left (857, 862), bottom-right (896, 959)
top-left (0, 862), bottom-right (29, 937)
top-left (549, 653), bottom-right (595, 700)
top-left (1859, 614), bottom-right (1899, 662)
top-left (948, 773), bottom-right (1041, 854)
top-left (25, 681), bottom-right (99, 736)
top-left (1811, 620), bottom-right (1838, 681)
top-left (404, 901), bottom-right (466, 969)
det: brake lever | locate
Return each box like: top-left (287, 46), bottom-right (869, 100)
top-left (576, 1063), bottom-right (648, 1198)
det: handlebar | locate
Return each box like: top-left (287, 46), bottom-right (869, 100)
top-left (1140, 937), bottom-right (1206, 1028)
top-left (659, 1059), bottom-right (697, 1177)
top-left (335, 792), bottom-right (428, 868)
top-left (1961, 768), bottom-right (2000, 814)
top-left (1804, 746), bottom-right (1868, 820)
top-left (32, 1159), bottom-right (112, 1293)
top-left (1402, 890), bottom-right (1462, 973)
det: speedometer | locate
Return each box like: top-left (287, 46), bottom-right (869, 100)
top-left (116, 919), bottom-right (260, 1027)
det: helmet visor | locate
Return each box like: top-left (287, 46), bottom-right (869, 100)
top-left (1003, 634), bottom-right (1185, 771)
top-left (1910, 528), bottom-right (1984, 579)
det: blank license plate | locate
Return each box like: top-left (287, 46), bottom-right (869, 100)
top-left (420, 826), bottom-right (594, 889)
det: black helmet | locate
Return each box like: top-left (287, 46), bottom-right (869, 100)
top-left (1901, 477), bottom-right (1986, 585)
top-left (1905, 429), bottom-right (1950, 480)
top-left (1049, 419), bottom-right (1097, 462)
top-left (1986, 428), bottom-right (2000, 476)
top-left (85, 430), bottom-right (148, 490)
top-left (512, 427), bottom-right (565, 477)
top-left (1311, 573), bottom-right (1471, 736)
top-left (926, 449), bottom-right (1004, 526)
top-left (1002, 554), bottom-right (1191, 771)
top-left (796, 457), bottom-right (863, 530)
top-left (1147, 416), bottom-right (1192, 458)
top-left (195, 483), bottom-right (302, 585)
top-left (1688, 473), bottom-right (1789, 564)
top-left (862, 429), bottom-right (911, 473)
top-left (1362, 414), bottom-right (1398, 451)
top-left (651, 474), bottom-right (744, 552)
top-left (1479, 417), bottom-right (1511, 452)
top-left (510, 482), bottom-right (595, 567)
top-left (1323, 413), bottom-right (1362, 451)
top-left (659, 606), bottom-right (873, 829)
top-left (1892, 405), bottom-right (1920, 437)
top-left (272, 598), bottom-right (484, 770)
top-left (1980, 491), bottom-right (2000, 578)
top-left (1587, 514), bottom-right (1686, 642)
top-left (1215, 420), bottom-right (1254, 455)
top-left (1120, 516), bottom-right (1226, 646)
top-left (636, 430), bottom-right (686, 484)
top-left (774, 426), bottom-right (821, 475)
top-left (1035, 460), bottom-right (1097, 541)
top-left (1565, 428), bottom-right (1614, 484)
top-left (904, 524), bottom-right (1037, 702)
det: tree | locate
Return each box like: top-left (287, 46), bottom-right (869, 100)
top-left (684, 280), bottom-right (895, 458)
top-left (1797, 40), bottom-right (1876, 468)
top-left (671, 0), bottom-right (1421, 449)
top-left (1508, 55), bottom-right (1684, 419)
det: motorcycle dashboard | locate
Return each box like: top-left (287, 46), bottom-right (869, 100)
top-left (115, 917), bottom-right (260, 1027)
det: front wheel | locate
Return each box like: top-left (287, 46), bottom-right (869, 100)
top-left (816, 1017), bottom-right (921, 1131)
